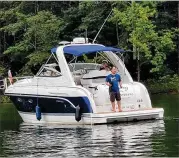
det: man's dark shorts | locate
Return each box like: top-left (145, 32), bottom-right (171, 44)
top-left (110, 92), bottom-right (121, 102)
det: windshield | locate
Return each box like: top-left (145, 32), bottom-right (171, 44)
top-left (37, 63), bottom-right (61, 77)
top-left (68, 63), bottom-right (101, 72)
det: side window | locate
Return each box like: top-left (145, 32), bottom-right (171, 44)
top-left (55, 66), bottom-right (61, 72)
top-left (36, 53), bottom-right (62, 77)
top-left (38, 65), bottom-right (61, 77)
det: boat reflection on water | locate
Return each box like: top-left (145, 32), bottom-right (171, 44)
top-left (90, 120), bottom-right (165, 157)
top-left (1, 120), bottom-right (165, 157)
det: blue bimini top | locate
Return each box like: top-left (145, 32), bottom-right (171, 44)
top-left (51, 44), bottom-right (124, 57)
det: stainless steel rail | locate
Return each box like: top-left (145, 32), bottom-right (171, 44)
top-left (56, 97), bottom-right (77, 109)
top-left (0, 76), bottom-right (34, 90)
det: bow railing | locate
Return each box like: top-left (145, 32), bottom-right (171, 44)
top-left (0, 76), bottom-right (33, 90)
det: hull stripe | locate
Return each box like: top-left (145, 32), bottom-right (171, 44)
top-left (5, 93), bottom-right (86, 99)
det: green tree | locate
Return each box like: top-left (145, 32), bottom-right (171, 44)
top-left (178, 1), bottom-right (179, 75)
top-left (1, 9), bottom-right (63, 74)
top-left (111, 2), bottom-right (176, 81)
top-left (61, 1), bottom-right (117, 45)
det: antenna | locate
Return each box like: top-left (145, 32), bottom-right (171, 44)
top-left (85, 28), bottom-right (87, 43)
top-left (92, 9), bottom-right (113, 43)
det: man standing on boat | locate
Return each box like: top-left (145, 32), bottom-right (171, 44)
top-left (106, 66), bottom-right (122, 112)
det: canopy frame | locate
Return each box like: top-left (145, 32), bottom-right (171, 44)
top-left (51, 45), bottom-right (124, 57)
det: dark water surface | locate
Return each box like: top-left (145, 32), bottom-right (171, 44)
top-left (0, 94), bottom-right (178, 157)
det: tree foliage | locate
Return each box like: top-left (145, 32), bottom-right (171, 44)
top-left (111, 2), bottom-right (176, 81)
top-left (0, 1), bottom-right (178, 81)
top-left (0, 4), bottom-right (63, 74)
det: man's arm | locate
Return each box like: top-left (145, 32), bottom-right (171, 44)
top-left (106, 82), bottom-right (112, 87)
top-left (119, 74), bottom-right (122, 88)
top-left (119, 80), bottom-right (122, 88)
top-left (106, 76), bottom-right (112, 87)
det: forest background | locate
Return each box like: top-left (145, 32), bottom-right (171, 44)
top-left (0, 1), bottom-right (179, 96)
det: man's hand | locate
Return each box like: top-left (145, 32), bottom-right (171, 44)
top-left (106, 82), bottom-right (112, 87)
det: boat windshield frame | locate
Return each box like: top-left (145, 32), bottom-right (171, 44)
top-left (36, 53), bottom-right (62, 77)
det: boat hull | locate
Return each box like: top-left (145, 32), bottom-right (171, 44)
top-left (18, 108), bottom-right (164, 125)
top-left (9, 95), bottom-right (93, 113)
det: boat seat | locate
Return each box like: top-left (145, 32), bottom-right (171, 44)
top-left (72, 71), bottom-right (85, 85)
top-left (73, 75), bottom-right (83, 85)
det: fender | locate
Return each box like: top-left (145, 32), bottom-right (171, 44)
top-left (36, 105), bottom-right (41, 121)
top-left (75, 105), bottom-right (82, 122)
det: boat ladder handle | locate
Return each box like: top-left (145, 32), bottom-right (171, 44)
top-left (57, 97), bottom-right (77, 109)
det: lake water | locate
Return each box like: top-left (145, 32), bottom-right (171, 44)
top-left (0, 94), bottom-right (178, 157)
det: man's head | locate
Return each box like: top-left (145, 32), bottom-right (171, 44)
top-left (111, 66), bottom-right (117, 74)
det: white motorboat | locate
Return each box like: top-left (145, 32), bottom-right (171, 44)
top-left (3, 38), bottom-right (164, 125)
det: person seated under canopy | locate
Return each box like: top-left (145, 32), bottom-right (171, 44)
top-left (100, 60), bottom-right (110, 71)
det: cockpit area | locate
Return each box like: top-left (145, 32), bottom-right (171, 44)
top-left (68, 63), bottom-right (110, 86)
top-left (35, 43), bottom-right (127, 91)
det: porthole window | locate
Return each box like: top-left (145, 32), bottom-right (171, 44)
top-left (28, 99), bottom-right (33, 104)
top-left (17, 98), bottom-right (22, 102)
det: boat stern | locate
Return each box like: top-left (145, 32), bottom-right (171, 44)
top-left (88, 108), bottom-right (164, 124)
